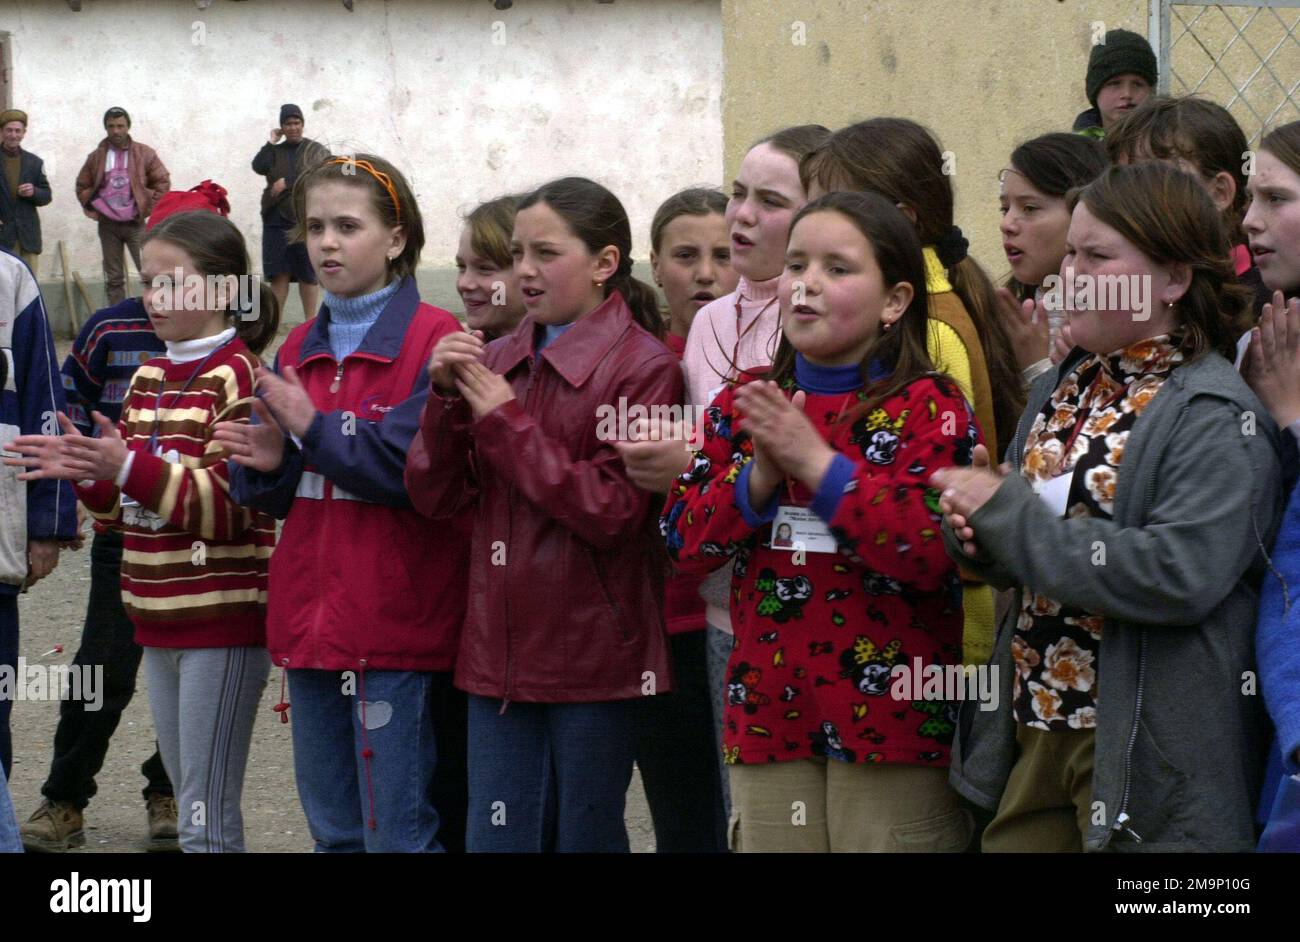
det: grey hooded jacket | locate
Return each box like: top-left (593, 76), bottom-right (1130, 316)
top-left (944, 348), bottom-right (1285, 852)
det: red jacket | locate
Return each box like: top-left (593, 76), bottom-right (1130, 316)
top-left (230, 278), bottom-right (471, 672)
top-left (405, 292), bottom-right (683, 702)
top-left (663, 366), bottom-right (977, 766)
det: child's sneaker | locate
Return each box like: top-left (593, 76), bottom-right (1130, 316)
top-left (19, 799), bottom-right (85, 853)
top-left (145, 793), bottom-right (180, 852)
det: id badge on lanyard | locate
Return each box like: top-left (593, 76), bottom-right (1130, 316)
top-left (767, 504), bottom-right (838, 554)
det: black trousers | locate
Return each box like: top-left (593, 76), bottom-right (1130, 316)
top-left (632, 628), bottom-right (728, 852)
top-left (428, 675), bottom-right (468, 853)
top-left (41, 530), bottom-right (171, 809)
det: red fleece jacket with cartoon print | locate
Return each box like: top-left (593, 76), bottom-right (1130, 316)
top-left (662, 370), bottom-right (979, 767)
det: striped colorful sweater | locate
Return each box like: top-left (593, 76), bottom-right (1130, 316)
top-left (61, 297), bottom-right (166, 434)
top-left (76, 328), bottom-right (273, 648)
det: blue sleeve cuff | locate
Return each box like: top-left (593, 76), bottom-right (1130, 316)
top-left (734, 461), bottom-right (780, 528)
top-left (810, 454), bottom-right (856, 522)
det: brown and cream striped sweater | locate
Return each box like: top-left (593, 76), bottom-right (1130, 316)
top-left (77, 329), bottom-right (274, 648)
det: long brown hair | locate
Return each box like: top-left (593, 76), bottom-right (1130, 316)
top-left (1069, 162), bottom-right (1251, 362)
top-left (1105, 96), bottom-right (1251, 241)
top-left (291, 152), bottom-right (425, 281)
top-left (517, 176), bottom-right (664, 339)
top-left (143, 211), bottom-right (281, 355)
top-left (1003, 133), bottom-right (1109, 300)
top-left (801, 117), bottom-right (1025, 447)
top-left (768, 191), bottom-right (942, 420)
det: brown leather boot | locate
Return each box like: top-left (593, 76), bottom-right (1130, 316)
top-left (145, 793), bottom-right (180, 852)
top-left (19, 799), bottom-right (85, 853)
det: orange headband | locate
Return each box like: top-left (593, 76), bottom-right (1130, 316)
top-left (325, 157), bottom-right (402, 224)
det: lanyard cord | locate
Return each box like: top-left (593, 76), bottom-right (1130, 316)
top-left (732, 295), bottom-right (777, 380)
top-left (147, 339), bottom-right (230, 453)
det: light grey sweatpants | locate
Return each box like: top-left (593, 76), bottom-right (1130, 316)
top-left (706, 622), bottom-right (734, 825)
top-left (142, 645), bottom-right (270, 853)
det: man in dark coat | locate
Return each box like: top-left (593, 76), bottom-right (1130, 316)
top-left (0, 110), bottom-right (53, 277)
top-left (252, 104), bottom-right (329, 321)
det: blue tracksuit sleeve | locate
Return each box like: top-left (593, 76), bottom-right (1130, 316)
top-left (300, 376), bottom-right (428, 508)
top-left (13, 281), bottom-right (76, 541)
top-left (61, 315), bottom-right (109, 436)
top-left (1259, 485), bottom-right (1300, 774)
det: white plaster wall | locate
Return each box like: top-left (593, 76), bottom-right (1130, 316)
top-left (2, 0), bottom-right (723, 280)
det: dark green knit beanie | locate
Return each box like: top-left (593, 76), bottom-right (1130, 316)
top-left (1086, 29), bottom-right (1158, 107)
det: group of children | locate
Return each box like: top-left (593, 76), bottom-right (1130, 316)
top-left (2, 83), bottom-right (1299, 852)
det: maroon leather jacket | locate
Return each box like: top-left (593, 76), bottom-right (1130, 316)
top-left (405, 293), bottom-right (684, 703)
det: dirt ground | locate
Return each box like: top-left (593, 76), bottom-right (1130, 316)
top-left (7, 325), bottom-right (656, 853)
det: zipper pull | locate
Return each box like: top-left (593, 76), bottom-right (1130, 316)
top-left (498, 696), bottom-right (510, 716)
top-left (1112, 812), bottom-right (1143, 843)
top-left (330, 362), bottom-right (344, 394)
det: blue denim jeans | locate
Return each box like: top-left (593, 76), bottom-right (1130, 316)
top-left (0, 761), bottom-right (21, 854)
top-left (466, 696), bottom-right (634, 853)
top-left (288, 668), bottom-right (443, 853)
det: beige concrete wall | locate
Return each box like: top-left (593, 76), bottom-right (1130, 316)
top-left (4, 0), bottom-right (723, 328)
top-left (720, 0), bottom-right (1149, 278)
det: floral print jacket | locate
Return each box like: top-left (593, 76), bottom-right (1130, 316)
top-left (1013, 336), bottom-right (1183, 730)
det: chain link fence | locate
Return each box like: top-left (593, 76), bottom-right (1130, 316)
top-left (1152, 0), bottom-right (1300, 143)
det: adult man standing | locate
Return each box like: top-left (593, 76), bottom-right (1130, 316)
top-left (252, 104), bottom-right (328, 320)
top-left (0, 110), bottom-right (52, 277)
top-left (75, 107), bottom-right (170, 306)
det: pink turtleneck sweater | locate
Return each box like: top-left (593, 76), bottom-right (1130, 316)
top-left (680, 274), bottom-right (782, 633)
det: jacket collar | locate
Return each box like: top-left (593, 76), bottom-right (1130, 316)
top-left (296, 275), bottom-right (422, 363)
top-left (493, 291), bottom-right (634, 388)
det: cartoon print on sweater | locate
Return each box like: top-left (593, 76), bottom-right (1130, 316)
top-left (810, 720), bottom-right (857, 762)
top-left (953, 398), bottom-right (979, 467)
top-left (704, 404), bottom-right (732, 442)
top-left (754, 567), bottom-right (813, 623)
top-left (682, 454), bottom-right (712, 485)
top-left (840, 634), bottom-right (905, 696)
top-left (911, 699), bottom-right (958, 745)
top-left (851, 406), bottom-right (910, 466)
top-left (728, 662), bottom-right (771, 714)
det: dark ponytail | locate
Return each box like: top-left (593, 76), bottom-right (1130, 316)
top-left (518, 177), bottom-right (665, 339)
top-left (609, 261), bottom-right (664, 340)
top-left (238, 282), bottom-right (281, 356)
